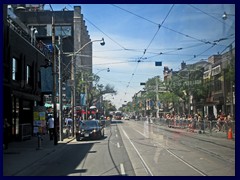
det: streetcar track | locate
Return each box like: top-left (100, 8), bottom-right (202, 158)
top-left (124, 124), bottom-right (208, 176)
top-left (123, 120), bottom-right (234, 176)
top-left (121, 127), bottom-right (154, 176)
top-left (129, 120), bottom-right (235, 152)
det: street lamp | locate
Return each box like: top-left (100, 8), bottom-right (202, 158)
top-left (95, 68), bottom-right (110, 75)
top-left (68, 38), bottom-right (105, 136)
top-left (222, 12), bottom-right (235, 20)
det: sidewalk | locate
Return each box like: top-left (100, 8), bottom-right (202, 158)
top-left (152, 119), bottom-right (235, 141)
top-left (3, 134), bottom-right (75, 176)
top-left (153, 122), bottom-right (235, 149)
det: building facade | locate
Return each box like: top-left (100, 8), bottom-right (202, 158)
top-left (3, 4), bottom-right (92, 141)
top-left (163, 47), bottom-right (235, 118)
top-left (3, 5), bottom-right (48, 141)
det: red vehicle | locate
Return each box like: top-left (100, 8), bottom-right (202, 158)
top-left (115, 111), bottom-right (123, 120)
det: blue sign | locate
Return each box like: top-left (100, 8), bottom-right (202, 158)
top-left (80, 94), bottom-right (86, 106)
top-left (155, 62), bottom-right (162, 66)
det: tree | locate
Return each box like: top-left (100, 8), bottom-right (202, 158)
top-left (75, 71), bottom-right (117, 108)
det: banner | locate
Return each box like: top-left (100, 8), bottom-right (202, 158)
top-left (80, 94), bottom-right (86, 106)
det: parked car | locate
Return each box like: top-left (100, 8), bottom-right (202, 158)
top-left (76, 120), bottom-right (104, 141)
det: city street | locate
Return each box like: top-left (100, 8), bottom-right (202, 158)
top-left (3, 4), bottom-right (235, 177)
top-left (8, 119), bottom-right (235, 176)
top-left (11, 120), bottom-right (135, 176)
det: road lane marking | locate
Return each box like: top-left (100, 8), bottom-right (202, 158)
top-left (120, 163), bottom-right (126, 175)
top-left (116, 134), bottom-right (118, 138)
top-left (121, 127), bottom-right (154, 176)
top-left (117, 142), bottom-right (120, 148)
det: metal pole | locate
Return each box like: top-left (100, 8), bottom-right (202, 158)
top-left (58, 36), bottom-right (63, 141)
top-left (156, 77), bottom-right (159, 118)
top-left (52, 14), bottom-right (58, 145)
top-left (188, 71), bottom-right (190, 115)
top-left (71, 55), bottom-right (75, 137)
top-left (85, 83), bottom-right (88, 119)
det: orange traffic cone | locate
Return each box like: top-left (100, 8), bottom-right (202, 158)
top-left (228, 128), bottom-right (233, 139)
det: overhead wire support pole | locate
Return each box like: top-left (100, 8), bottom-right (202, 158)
top-left (67, 38), bottom-right (105, 134)
top-left (52, 12), bottom-right (58, 145)
top-left (156, 76), bottom-right (159, 118)
top-left (58, 36), bottom-right (63, 141)
top-left (71, 53), bottom-right (76, 137)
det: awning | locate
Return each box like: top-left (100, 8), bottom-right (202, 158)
top-left (90, 105), bottom-right (97, 109)
top-left (44, 103), bottom-right (53, 108)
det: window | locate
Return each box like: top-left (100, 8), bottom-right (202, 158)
top-left (212, 65), bottom-right (221, 76)
top-left (55, 26), bottom-right (72, 36)
top-left (26, 65), bottom-right (32, 85)
top-left (12, 58), bottom-right (17, 80)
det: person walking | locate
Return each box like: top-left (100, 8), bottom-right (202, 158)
top-left (48, 115), bottom-right (54, 140)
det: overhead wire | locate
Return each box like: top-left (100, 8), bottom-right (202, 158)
top-left (120, 4), bottom-right (175, 105)
top-left (51, 4), bottom-right (234, 107)
top-left (188, 4), bottom-right (233, 27)
top-left (144, 4), bottom-right (175, 53)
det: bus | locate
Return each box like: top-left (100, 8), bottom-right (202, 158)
top-left (115, 111), bottom-right (123, 120)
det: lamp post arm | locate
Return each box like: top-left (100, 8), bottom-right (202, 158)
top-left (75, 39), bottom-right (104, 55)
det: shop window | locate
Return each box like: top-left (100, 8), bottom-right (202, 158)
top-left (12, 58), bottom-right (18, 81)
top-left (26, 65), bottom-right (32, 85)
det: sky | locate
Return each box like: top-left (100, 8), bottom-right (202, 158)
top-left (44, 4), bottom-right (235, 109)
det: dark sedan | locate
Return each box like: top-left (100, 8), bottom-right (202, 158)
top-left (76, 120), bottom-right (105, 141)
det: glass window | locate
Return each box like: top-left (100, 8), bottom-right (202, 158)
top-left (26, 65), bottom-right (31, 85)
top-left (55, 26), bottom-right (72, 36)
top-left (12, 58), bottom-right (17, 80)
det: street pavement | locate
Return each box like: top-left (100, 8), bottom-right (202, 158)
top-left (3, 121), bottom-right (235, 176)
top-left (3, 134), bottom-right (75, 176)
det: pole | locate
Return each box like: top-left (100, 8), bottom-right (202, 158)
top-left (156, 77), bottom-right (159, 118)
top-left (188, 71), bottom-right (190, 115)
top-left (85, 83), bottom-right (88, 119)
top-left (68, 39), bottom-right (105, 125)
top-left (71, 55), bottom-right (75, 137)
top-left (52, 14), bottom-right (58, 145)
top-left (58, 36), bottom-right (63, 141)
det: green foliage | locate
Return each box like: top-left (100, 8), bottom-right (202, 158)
top-left (75, 71), bottom-right (117, 108)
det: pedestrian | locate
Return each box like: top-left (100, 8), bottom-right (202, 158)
top-left (48, 115), bottom-right (54, 140)
top-left (3, 118), bottom-right (10, 150)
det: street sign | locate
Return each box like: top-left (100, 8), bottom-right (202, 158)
top-left (155, 61), bottom-right (162, 66)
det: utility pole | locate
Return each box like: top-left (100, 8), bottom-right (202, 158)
top-left (156, 76), bottom-right (159, 118)
top-left (52, 13), bottom-right (58, 145)
top-left (58, 36), bottom-right (63, 141)
top-left (71, 55), bottom-right (75, 137)
top-left (229, 44), bottom-right (235, 120)
top-left (85, 82), bottom-right (88, 119)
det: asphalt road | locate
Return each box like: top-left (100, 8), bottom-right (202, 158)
top-left (15, 119), bottom-right (235, 176)
top-left (16, 120), bottom-right (135, 176)
top-left (118, 119), bottom-right (235, 176)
